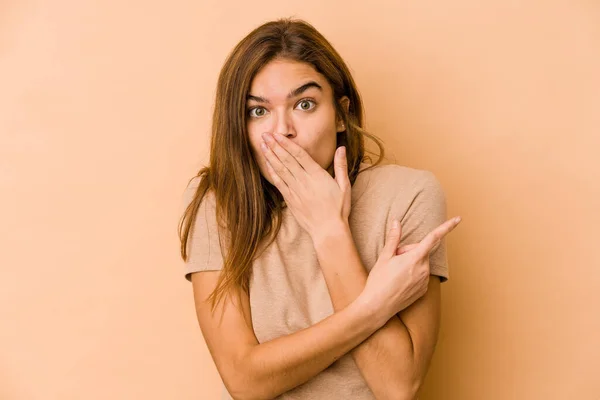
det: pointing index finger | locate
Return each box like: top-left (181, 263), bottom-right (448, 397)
top-left (416, 216), bottom-right (462, 258)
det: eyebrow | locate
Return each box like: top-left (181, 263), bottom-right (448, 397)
top-left (247, 81), bottom-right (323, 104)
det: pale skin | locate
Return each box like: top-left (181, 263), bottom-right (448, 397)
top-left (192, 59), bottom-right (462, 400)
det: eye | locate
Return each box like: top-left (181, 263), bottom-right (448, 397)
top-left (295, 99), bottom-right (316, 111)
top-left (248, 107), bottom-right (268, 118)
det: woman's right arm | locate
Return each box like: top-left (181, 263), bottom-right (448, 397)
top-left (192, 270), bottom-right (386, 400)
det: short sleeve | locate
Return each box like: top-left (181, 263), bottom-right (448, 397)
top-left (181, 178), bottom-right (225, 282)
top-left (392, 171), bottom-right (450, 282)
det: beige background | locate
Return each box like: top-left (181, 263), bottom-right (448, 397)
top-left (1, 0), bottom-right (599, 399)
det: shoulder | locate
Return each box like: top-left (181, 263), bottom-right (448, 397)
top-left (182, 175), bottom-right (217, 210)
top-left (355, 162), bottom-right (444, 200)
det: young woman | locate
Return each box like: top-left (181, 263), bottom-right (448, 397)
top-left (179, 18), bottom-right (461, 400)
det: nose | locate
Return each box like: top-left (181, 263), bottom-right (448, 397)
top-left (272, 110), bottom-right (296, 139)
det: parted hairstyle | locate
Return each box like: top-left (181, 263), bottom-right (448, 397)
top-left (179, 18), bottom-right (385, 311)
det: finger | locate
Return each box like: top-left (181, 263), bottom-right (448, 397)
top-left (261, 138), bottom-right (297, 191)
top-left (382, 219), bottom-right (403, 259)
top-left (273, 133), bottom-right (322, 175)
top-left (416, 216), bottom-right (462, 259)
top-left (396, 243), bottom-right (419, 255)
top-left (264, 159), bottom-right (292, 200)
top-left (264, 133), bottom-right (306, 185)
top-left (334, 146), bottom-right (349, 191)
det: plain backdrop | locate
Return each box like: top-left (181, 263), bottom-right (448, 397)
top-left (1, 0), bottom-right (599, 399)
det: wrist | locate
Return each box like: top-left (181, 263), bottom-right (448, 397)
top-left (354, 292), bottom-right (388, 331)
top-left (311, 218), bottom-right (350, 249)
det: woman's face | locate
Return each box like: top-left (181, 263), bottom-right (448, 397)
top-left (246, 58), bottom-right (347, 185)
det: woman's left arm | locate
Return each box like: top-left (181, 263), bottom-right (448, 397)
top-left (313, 221), bottom-right (441, 400)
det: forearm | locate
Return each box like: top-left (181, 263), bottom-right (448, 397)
top-left (235, 295), bottom-right (383, 400)
top-left (312, 222), bottom-right (420, 400)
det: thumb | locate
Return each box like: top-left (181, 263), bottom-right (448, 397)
top-left (334, 146), bottom-right (348, 190)
top-left (383, 219), bottom-right (402, 258)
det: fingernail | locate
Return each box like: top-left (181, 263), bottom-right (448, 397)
top-left (393, 219), bottom-right (399, 229)
top-left (274, 133), bottom-right (284, 142)
top-left (340, 146), bottom-right (346, 156)
top-left (454, 216), bottom-right (462, 223)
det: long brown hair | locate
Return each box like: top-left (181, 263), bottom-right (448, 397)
top-left (179, 18), bottom-right (385, 312)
